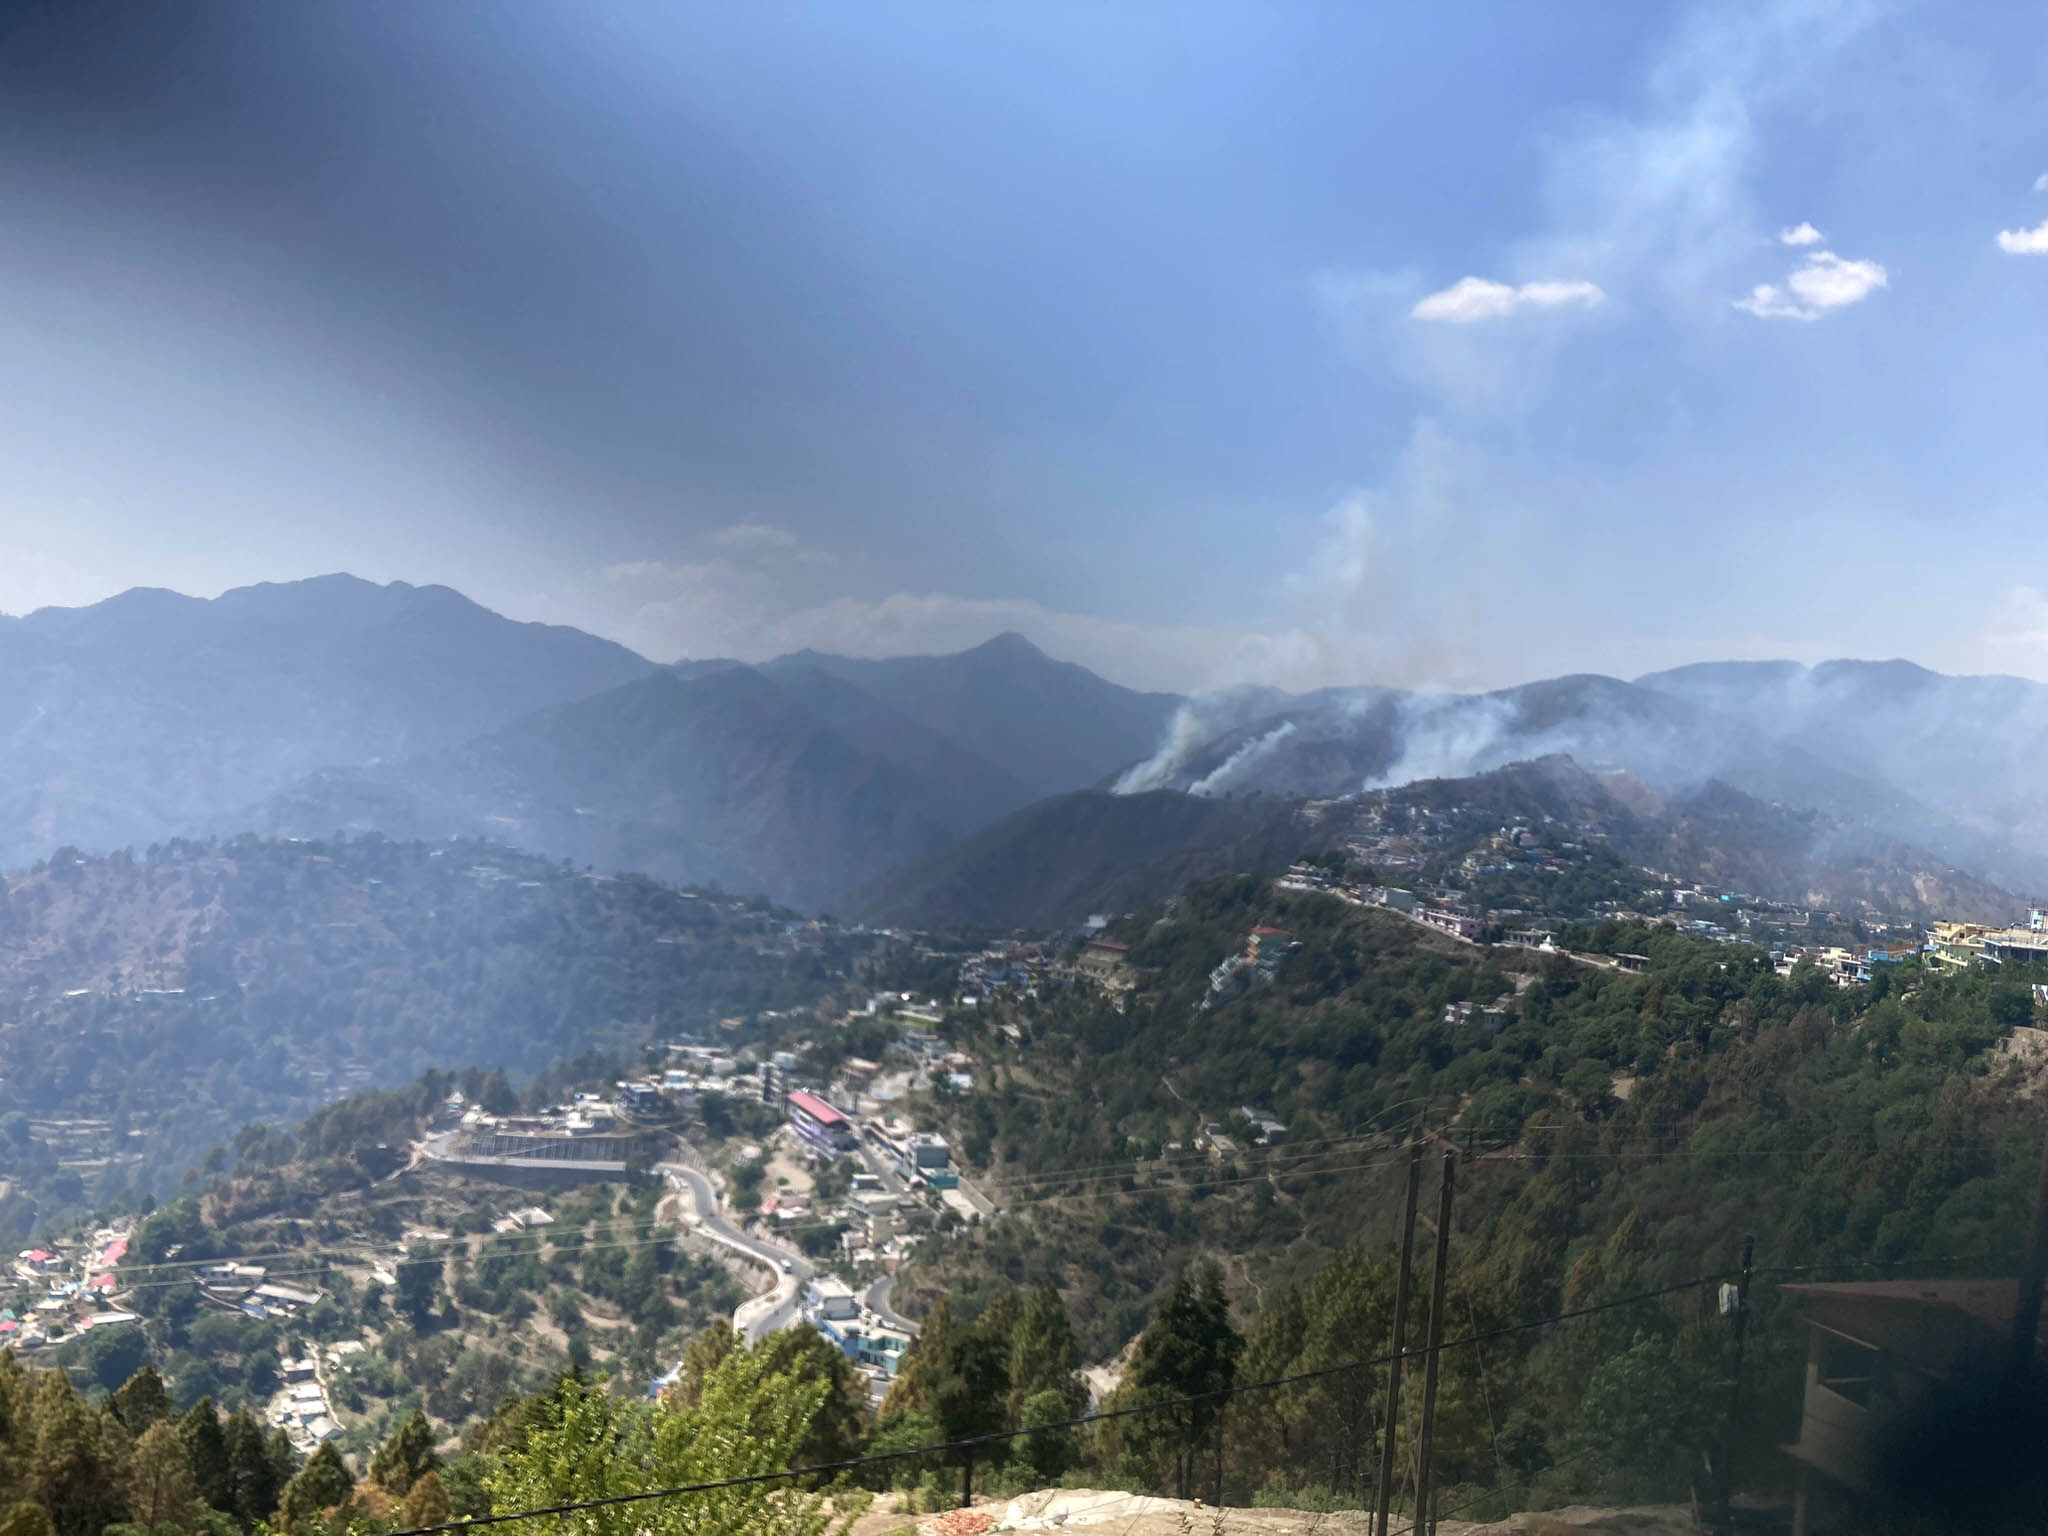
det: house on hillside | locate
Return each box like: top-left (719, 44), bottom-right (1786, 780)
top-left (1076, 938), bottom-right (1133, 984)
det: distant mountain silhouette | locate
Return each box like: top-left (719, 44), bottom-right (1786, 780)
top-left (0, 574), bottom-right (652, 869)
top-left (254, 628), bottom-right (1182, 909)
top-left (762, 631), bottom-right (1181, 797)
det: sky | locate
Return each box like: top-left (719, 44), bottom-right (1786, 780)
top-left (0, 0), bottom-right (2044, 694)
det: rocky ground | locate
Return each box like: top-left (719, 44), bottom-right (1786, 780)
top-left (845, 1488), bottom-right (1698, 1536)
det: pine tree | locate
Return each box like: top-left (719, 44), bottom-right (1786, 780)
top-left (278, 1443), bottom-right (353, 1525)
top-left (880, 1297), bottom-right (953, 1419)
top-left (370, 1409), bottom-right (439, 1496)
top-left (1117, 1263), bottom-right (1243, 1499)
top-left (222, 1406), bottom-right (280, 1525)
top-left (754, 1327), bottom-right (870, 1466)
top-left (108, 1365), bottom-right (172, 1436)
top-left (265, 1426), bottom-right (300, 1501)
top-left (1007, 1286), bottom-right (1081, 1422)
top-left (397, 1243), bottom-right (442, 1329)
top-left (127, 1420), bottom-right (197, 1529)
top-left (0, 1353), bottom-right (32, 1508)
top-left (400, 1469), bottom-right (453, 1528)
top-left (178, 1398), bottom-right (232, 1513)
top-left (26, 1374), bottom-right (128, 1536)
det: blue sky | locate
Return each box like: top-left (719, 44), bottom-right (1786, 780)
top-left (0, 1), bottom-right (2043, 691)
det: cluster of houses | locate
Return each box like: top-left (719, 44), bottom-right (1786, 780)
top-left (3, 1228), bottom-right (138, 1348)
top-left (198, 1262), bottom-right (324, 1320)
top-left (268, 1353), bottom-right (343, 1451)
top-left (1927, 913), bottom-right (2048, 971)
top-left (797, 1274), bottom-right (912, 1402)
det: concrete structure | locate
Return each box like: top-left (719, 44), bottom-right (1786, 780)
top-left (1076, 938), bottom-right (1133, 983)
top-left (1781, 1278), bottom-right (2044, 1535)
top-left (786, 1090), bottom-right (856, 1157)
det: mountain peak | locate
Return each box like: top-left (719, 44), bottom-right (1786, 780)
top-left (969, 631), bottom-right (1048, 660)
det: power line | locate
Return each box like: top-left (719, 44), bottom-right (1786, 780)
top-left (382, 1272), bottom-right (1726, 1536)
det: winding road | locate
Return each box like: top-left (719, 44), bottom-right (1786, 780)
top-left (658, 1162), bottom-right (814, 1342)
top-left (863, 1273), bottom-right (919, 1334)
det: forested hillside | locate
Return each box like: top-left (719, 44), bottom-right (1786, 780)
top-left (899, 875), bottom-right (2048, 1505)
top-left (0, 836), bottom-right (897, 1228)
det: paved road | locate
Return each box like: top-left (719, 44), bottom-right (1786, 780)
top-left (659, 1162), bottom-right (814, 1341)
top-left (863, 1274), bottom-right (920, 1335)
top-left (853, 1136), bottom-right (906, 1196)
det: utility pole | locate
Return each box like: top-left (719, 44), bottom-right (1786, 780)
top-left (2009, 1126), bottom-right (2048, 1383)
top-left (1374, 1136), bottom-right (1425, 1536)
top-left (1716, 1235), bottom-right (1754, 1533)
top-left (1415, 1149), bottom-right (1457, 1536)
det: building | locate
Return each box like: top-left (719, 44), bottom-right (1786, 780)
top-left (804, 1276), bottom-right (860, 1322)
top-left (1781, 1278), bottom-right (2045, 1535)
top-left (1247, 927), bottom-right (1292, 966)
top-left (1417, 907), bottom-right (1480, 941)
top-left (885, 1131), bottom-right (956, 1188)
top-left (786, 1090), bottom-right (856, 1157)
top-left (618, 1081), bottom-right (664, 1115)
top-left (1076, 938), bottom-right (1133, 983)
top-left (1923, 914), bottom-right (2048, 970)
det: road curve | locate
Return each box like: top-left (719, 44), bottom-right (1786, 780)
top-left (659, 1162), bottom-right (814, 1342)
top-left (863, 1274), bottom-right (920, 1335)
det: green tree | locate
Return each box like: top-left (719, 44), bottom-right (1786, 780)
top-left (222, 1407), bottom-right (279, 1526)
top-left (177, 1400), bottom-right (231, 1514)
top-left (264, 1428), bottom-right (299, 1505)
top-left (26, 1373), bottom-right (129, 1536)
top-left (397, 1244), bottom-right (442, 1330)
top-left (108, 1367), bottom-right (172, 1437)
top-left (488, 1346), bottom-right (870, 1536)
top-left (277, 1443), bottom-right (353, 1526)
top-left (754, 1327), bottom-right (871, 1467)
top-left (1114, 1264), bottom-right (1242, 1499)
top-left (369, 1409), bottom-right (438, 1496)
top-left (0, 1507), bottom-right (55, 1536)
top-left (126, 1420), bottom-right (197, 1529)
top-left (1007, 1286), bottom-right (1082, 1420)
top-left (400, 1469), bottom-right (453, 1527)
top-left (670, 1325), bottom-right (740, 1407)
top-left (86, 1327), bottom-right (150, 1396)
top-left (1017, 1389), bottom-right (1077, 1484)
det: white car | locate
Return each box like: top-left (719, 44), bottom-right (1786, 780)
top-left (780, 1259), bottom-right (794, 1274)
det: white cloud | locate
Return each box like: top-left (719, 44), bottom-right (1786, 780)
top-left (704, 521), bottom-right (838, 568)
top-left (1778, 221), bottom-right (1824, 246)
top-left (1411, 276), bottom-right (1605, 323)
top-left (1731, 282), bottom-right (1808, 320)
top-left (2034, 172), bottom-right (2048, 194)
top-left (1996, 218), bottom-right (2048, 255)
top-left (1786, 249), bottom-right (1887, 308)
top-left (1733, 247), bottom-right (1887, 320)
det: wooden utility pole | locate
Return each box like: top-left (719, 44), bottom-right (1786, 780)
top-left (1715, 1235), bottom-right (1754, 1533)
top-left (2010, 1127), bottom-right (2048, 1382)
top-left (1415, 1149), bottom-right (1457, 1536)
top-left (1374, 1137), bottom-right (1425, 1536)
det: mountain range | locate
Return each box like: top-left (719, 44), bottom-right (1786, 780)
top-left (1, 574), bottom-right (2041, 920)
top-left (1119, 666), bottom-right (2048, 897)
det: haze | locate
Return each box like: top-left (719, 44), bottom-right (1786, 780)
top-left (2, 0), bottom-right (2045, 692)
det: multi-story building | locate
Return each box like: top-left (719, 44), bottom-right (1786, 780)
top-left (786, 1090), bottom-right (856, 1157)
